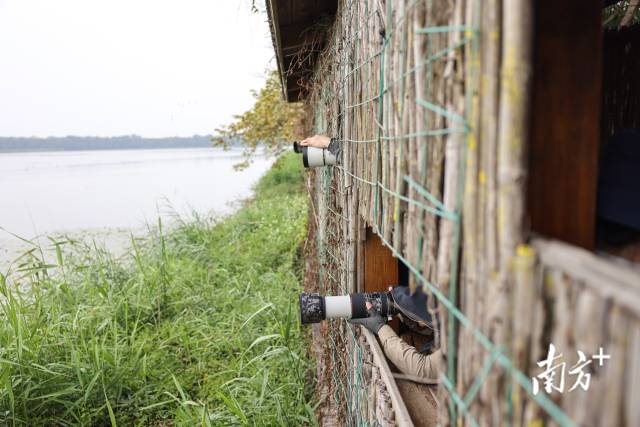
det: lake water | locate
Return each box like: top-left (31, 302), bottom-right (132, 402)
top-left (0, 148), bottom-right (271, 239)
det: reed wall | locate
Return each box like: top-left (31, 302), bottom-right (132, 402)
top-left (301, 1), bottom-right (640, 425)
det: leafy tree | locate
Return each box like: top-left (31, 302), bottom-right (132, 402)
top-left (214, 70), bottom-right (304, 169)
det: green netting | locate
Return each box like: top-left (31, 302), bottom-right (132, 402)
top-left (307, 0), bottom-right (576, 425)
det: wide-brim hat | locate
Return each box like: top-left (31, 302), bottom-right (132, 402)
top-left (391, 285), bottom-right (434, 326)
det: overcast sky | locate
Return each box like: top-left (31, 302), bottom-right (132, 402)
top-left (0, 0), bottom-right (274, 137)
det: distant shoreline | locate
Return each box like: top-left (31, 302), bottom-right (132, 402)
top-left (0, 145), bottom-right (220, 154)
top-left (0, 135), bottom-right (240, 153)
top-left (0, 146), bottom-right (248, 157)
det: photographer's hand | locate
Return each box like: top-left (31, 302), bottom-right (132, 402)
top-left (300, 135), bottom-right (331, 149)
top-left (348, 302), bottom-right (386, 334)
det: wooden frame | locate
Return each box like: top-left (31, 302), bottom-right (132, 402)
top-left (362, 328), bottom-right (415, 427)
top-left (533, 237), bottom-right (640, 315)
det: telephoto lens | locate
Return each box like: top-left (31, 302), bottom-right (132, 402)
top-left (291, 142), bottom-right (337, 168)
top-left (299, 292), bottom-right (397, 324)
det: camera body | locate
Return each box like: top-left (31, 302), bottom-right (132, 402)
top-left (299, 292), bottom-right (397, 324)
top-left (292, 141), bottom-right (337, 168)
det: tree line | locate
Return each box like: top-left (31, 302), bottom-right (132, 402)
top-left (0, 135), bottom-right (241, 153)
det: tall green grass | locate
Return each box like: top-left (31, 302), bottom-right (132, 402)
top-left (0, 153), bottom-right (315, 426)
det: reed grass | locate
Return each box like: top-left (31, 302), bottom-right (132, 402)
top-left (0, 152), bottom-right (316, 426)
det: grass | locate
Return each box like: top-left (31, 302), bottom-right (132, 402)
top-left (0, 152), bottom-right (315, 426)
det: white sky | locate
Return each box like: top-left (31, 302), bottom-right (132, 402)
top-left (0, 0), bottom-right (274, 137)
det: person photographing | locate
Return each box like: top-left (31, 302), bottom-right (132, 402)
top-left (299, 135), bottom-right (341, 157)
top-left (291, 134), bottom-right (342, 168)
top-left (349, 286), bottom-right (441, 381)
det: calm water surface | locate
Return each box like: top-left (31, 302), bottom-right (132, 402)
top-left (0, 148), bottom-right (271, 238)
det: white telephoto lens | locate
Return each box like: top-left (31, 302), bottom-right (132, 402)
top-left (324, 295), bottom-right (352, 319)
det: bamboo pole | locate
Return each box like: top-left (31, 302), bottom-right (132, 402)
top-left (392, 372), bottom-right (439, 385)
top-left (496, 0), bottom-right (533, 269)
top-left (362, 328), bottom-right (415, 427)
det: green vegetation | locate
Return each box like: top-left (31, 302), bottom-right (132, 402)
top-left (214, 71), bottom-right (305, 168)
top-left (0, 153), bottom-right (315, 426)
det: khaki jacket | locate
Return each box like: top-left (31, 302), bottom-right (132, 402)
top-left (378, 325), bottom-right (440, 379)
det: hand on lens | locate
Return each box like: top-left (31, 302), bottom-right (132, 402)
top-left (348, 302), bottom-right (387, 334)
top-left (300, 135), bottom-right (331, 149)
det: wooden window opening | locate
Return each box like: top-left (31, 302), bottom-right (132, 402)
top-left (528, 0), bottom-right (640, 264)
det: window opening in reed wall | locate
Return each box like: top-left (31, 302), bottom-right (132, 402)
top-left (596, 23), bottom-right (640, 263)
top-left (360, 227), bottom-right (401, 332)
top-left (528, 0), bottom-right (640, 265)
top-left (527, 0), bottom-right (603, 251)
